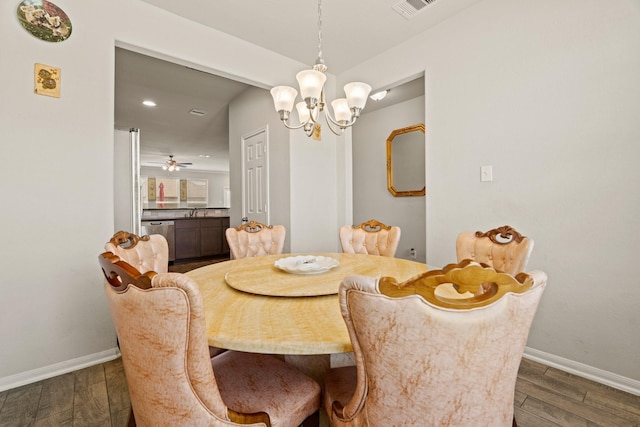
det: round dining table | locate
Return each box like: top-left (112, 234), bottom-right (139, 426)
top-left (186, 252), bottom-right (427, 356)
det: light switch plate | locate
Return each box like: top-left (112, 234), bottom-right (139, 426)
top-left (481, 165), bottom-right (493, 182)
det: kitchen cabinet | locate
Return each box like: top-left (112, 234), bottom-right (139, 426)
top-left (200, 218), bottom-right (222, 257)
top-left (174, 217), bottom-right (229, 261)
top-left (175, 219), bottom-right (200, 260)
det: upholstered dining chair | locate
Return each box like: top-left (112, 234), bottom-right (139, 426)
top-left (105, 230), bottom-right (169, 274)
top-left (456, 225), bottom-right (534, 275)
top-left (105, 231), bottom-right (226, 357)
top-left (105, 231), bottom-right (225, 357)
top-left (98, 252), bottom-right (321, 427)
top-left (339, 219), bottom-right (401, 257)
top-left (323, 260), bottom-right (548, 427)
top-left (225, 221), bottom-right (286, 259)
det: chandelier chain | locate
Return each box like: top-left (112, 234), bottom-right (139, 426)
top-left (317, 0), bottom-right (323, 61)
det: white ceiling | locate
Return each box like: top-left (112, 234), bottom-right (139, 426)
top-left (116, 0), bottom-right (478, 172)
top-left (139, 0), bottom-right (481, 75)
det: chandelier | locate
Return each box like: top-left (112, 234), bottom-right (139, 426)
top-left (270, 0), bottom-right (371, 138)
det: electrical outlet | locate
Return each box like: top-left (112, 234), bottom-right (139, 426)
top-left (410, 248), bottom-right (416, 259)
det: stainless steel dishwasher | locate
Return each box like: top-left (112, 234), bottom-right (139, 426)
top-left (141, 220), bottom-right (175, 261)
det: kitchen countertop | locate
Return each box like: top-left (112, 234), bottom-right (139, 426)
top-left (143, 208), bottom-right (229, 221)
top-left (142, 215), bottom-right (229, 221)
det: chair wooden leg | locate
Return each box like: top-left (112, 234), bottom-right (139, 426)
top-left (127, 408), bottom-right (136, 427)
top-left (301, 410), bottom-right (319, 427)
top-left (512, 415), bottom-right (518, 427)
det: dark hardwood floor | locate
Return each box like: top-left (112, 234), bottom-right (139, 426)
top-left (2, 257), bottom-right (637, 426)
top-left (1, 357), bottom-right (638, 426)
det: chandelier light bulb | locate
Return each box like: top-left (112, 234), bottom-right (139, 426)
top-left (344, 82), bottom-right (372, 110)
top-left (296, 70), bottom-right (326, 101)
top-left (296, 102), bottom-right (311, 123)
top-left (270, 86), bottom-right (298, 113)
top-left (331, 98), bottom-right (351, 123)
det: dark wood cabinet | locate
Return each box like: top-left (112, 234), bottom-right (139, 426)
top-left (174, 217), bottom-right (230, 261)
top-left (175, 219), bottom-right (200, 260)
top-left (200, 218), bottom-right (223, 257)
top-left (222, 217), bottom-right (230, 254)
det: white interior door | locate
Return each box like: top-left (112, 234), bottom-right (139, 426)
top-left (241, 127), bottom-right (269, 225)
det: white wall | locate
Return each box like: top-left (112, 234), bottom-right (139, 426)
top-left (341, 0), bottom-right (640, 387)
top-left (0, 0), bottom-right (321, 389)
top-left (228, 86), bottom-right (294, 253)
top-left (288, 76), bottom-right (346, 253)
top-left (353, 95), bottom-right (426, 262)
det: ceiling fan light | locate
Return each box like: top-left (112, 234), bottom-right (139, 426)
top-left (162, 165), bottom-right (168, 170)
top-left (344, 82), bottom-right (372, 110)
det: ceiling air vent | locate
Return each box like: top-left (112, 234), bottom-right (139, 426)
top-left (189, 108), bottom-right (207, 116)
top-left (393, 0), bottom-right (436, 19)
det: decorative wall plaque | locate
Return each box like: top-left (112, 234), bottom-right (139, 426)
top-left (17, 1), bottom-right (72, 43)
top-left (180, 180), bottom-right (188, 201)
top-left (148, 178), bottom-right (156, 201)
top-left (34, 63), bottom-right (60, 97)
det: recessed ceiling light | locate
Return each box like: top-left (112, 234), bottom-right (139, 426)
top-left (199, 154), bottom-right (211, 158)
top-left (369, 90), bottom-right (388, 101)
top-left (142, 100), bottom-right (157, 107)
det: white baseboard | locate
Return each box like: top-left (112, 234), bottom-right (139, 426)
top-left (2, 347), bottom-right (638, 397)
top-left (524, 347), bottom-right (640, 396)
top-left (0, 348), bottom-right (121, 392)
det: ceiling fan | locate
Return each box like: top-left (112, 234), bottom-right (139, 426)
top-left (162, 155), bottom-right (192, 172)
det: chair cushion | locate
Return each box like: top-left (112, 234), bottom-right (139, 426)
top-left (212, 351), bottom-right (321, 427)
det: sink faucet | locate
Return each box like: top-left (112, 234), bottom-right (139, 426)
top-left (190, 208), bottom-right (198, 217)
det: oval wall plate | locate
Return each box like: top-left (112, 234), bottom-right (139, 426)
top-left (17, 0), bottom-right (72, 43)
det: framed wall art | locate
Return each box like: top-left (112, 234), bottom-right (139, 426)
top-left (17, 0), bottom-right (72, 43)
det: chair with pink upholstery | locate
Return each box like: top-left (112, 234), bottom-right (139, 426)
top-left (323, 260), bottom-right (547, 427)
top-left (456, 225), bottom-right (534, 275)
top-left (106, 231), bottom-right (226, 358)
top-left (98, 252), bottom-right (321, 427)
top-left (225, 221), bottom-right (286, 259)
top-left (105, 230), bottom-right (169, 274)
top-left (339, 219), bottom-right (401, 257)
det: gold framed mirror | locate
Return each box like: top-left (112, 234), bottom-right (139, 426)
top-left (386, 124), bottom-right (425, 197)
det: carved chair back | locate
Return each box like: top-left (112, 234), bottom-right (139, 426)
top-left (225, 221), bottom-right (286, 259)
top-left (339, 219), bottom-right (401, 257)
top-left (98, 251), bottom-right (321, 427)
top-left (456, 225), bottom-right (534, 275)
top-left (105, 230), bottom-right (169, 274)
top-left (324, 261), bottom-right (547, 426)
